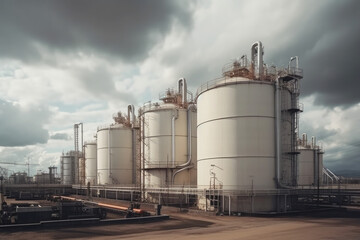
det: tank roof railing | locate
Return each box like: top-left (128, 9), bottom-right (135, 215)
top-left (84, 140), bottom-right (96, 145)
top-left (97, 123), bottom-right (126, 132)
top-left (139, 100), bottom-right (183, 115)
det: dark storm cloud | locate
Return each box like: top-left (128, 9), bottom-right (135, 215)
top-left (50, 133), bottom-right (70, 140)
top-left (324, 144), bottom-right (360, 173)
top-left (0, 0), bottom-right (194, 62)
top-left (269, 0), bottom-right (360, 107)
top-left (0, 100), bottom-right (50, 146)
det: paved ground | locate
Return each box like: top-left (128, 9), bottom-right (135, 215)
top-left (1, 208), bottom-right (360, 240)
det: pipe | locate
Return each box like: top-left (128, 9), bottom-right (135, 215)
top-left (128, 105), bottom-right (136, 127)
top-left (275, 77), bottom-right (281, 187)
top-left (131, 128), bottom-right (136, 185)
top-left (178, 104), bottom-right (195, 168)
top-left (326, 168), bottom-right (339, 181)
top-left (323, 168), bottom-right (334, 183)
top-left (171, 165), bottom-right (193, 184)
top-left (302, 133), bottom-right (307, 147)
top-left (288, 56), bottom-right (299, 70)
top-left (178, 78), bottom-right (187, 105)
top-left (172, 104), bottom-right (196, 183)
top-left (251, 41), bottom-right (264, 79)
top-left (141, 115), bottom-right (145, 200)
top-left (311, 136), bottom-right (316, 148)
top-left (171, 109), bottom-right (178, 167)
top-left (128, 105), bottom-right (136, 184)
top-left (240, 55), bottom-right (247, 67)
top-left (108, 125), bottom-right (111, 184)
top-left (58, 196), bottom-right (145, 214)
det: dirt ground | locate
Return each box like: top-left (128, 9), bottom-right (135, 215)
top-left (1, 209), bottom-right (360, 240)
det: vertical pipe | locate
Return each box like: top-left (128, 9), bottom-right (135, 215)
top-left (178, 78), bottom-right (187, 105)
top-left (251, 41), bottom-right (264, 79)
top-left (108, 125), bottom-right (111, 184)
top-left (302, 133), bottom-right (306, 146)
top-left (275, 78), bottom-right (281, 186)
top-left (171, 109), bottom-right (178, 167)
top-left (141, 116), bottom-right (145, 200)
top-left (132, 129), bottom-right (136, 185)
top-left (228, 195), bottom-right (231, 216)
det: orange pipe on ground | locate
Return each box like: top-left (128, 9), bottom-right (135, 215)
top-left (58, 195), bottom-right (145, 214)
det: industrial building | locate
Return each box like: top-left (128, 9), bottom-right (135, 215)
top-left (58, 41), bottom-right (342, 214)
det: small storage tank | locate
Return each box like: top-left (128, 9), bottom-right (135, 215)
top-left (97, 107), bottom-right (136, 185)
top-left (60, 151), bottom-right (77, 185)
top-left (297, 134), bottom-right (324, 186)
top-left (84, 140), bottom-right (97, 185)
top-left (140, 78), bottom-right (197, 189)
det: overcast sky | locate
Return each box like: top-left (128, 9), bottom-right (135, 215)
top-left (0, 0), bottom-right (359, 177)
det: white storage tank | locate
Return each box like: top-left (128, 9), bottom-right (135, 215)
top-left (196, 42), bottom-right (302, 212)
top-left (97, 107), bottom-right (137, 185)
top-left (97, 123), bottom-right (133, 185)
top-left (60, 152), bottom-right (76, 185)
top-left (297, 134), bottom-right (324, 186)
top-left (197, 78), bottom-right (276, 190)
top-left (85, 141), bottom-right (97, 185)
top-left (140, 78), bottom-right (197, 188)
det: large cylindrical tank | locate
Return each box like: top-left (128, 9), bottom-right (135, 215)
top-left (61, 155), bottom-right (75, 185)
top-left (197, 77), bottom-right (276, 190)
top-left (97, 124), bottom-right (133, 185)
top-left (141, 103), bottom-right (197, 188)
top-left (85, 141), bottom-right (97, 185)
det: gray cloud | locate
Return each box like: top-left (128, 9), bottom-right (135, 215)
top-left (0, 0), bottom-right (194, 63)
top-left (324, 144), bottom-right (360, 173)
top-left (268, 0), bottom-right (360, 107)
top-left (50, 133), bottom-right (70, 140)
top-left (73, 65), bottom-right (137, 104)
top-left (0, 147), bottom-right (33, 164)
top-left (0, 100), bottom-right (50, 146)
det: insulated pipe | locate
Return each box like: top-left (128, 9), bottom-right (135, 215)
top-left (178, 104), bottom-right (195, 168)
top-left (323, 169), bottom-right (333, 183)
top-left (171, 109), bottom-right (178, 167)
top-left (172, 165), bottom-right (193, 184)
top-left (302, 133), bottom-right (306, 146)
top-left (178, 78), bottom-right (187, 105)
top-left (326, 168), bottom-right (339, 181)
top-left (275, 78), bottom-right (281, 187)
top-left (240, 55), bottom-right (247, 67)
top-left (172, 104), bottom-right (196, 183)
top-left (289, 56), bottom-right (299, 69)
top-left (127, 105), bottom-right (136, 127)
top-left (251, 41), bottom-right (264, 79)
top-left (108, 125), bottom-right (111, 184)
top-left (311, 136), bottom-right (316, 148)
top-left (58, 196), bottom-right (145, 214)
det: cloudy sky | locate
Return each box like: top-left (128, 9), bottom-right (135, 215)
top-left (0, 0), bottom-right (359, 177)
